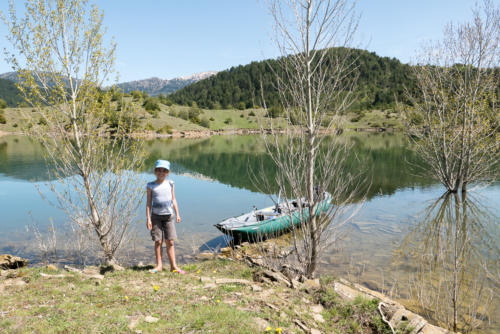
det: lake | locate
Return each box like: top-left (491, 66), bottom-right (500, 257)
top-left (0, 133), bottom-right (498, 333)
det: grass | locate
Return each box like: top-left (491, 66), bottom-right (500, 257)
top-left (0, 101), bottom-right (404, 136)
top-left (0, 259), bottom-right (395, 334)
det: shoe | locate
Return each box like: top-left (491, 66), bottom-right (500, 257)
top-left (172, 269), bottom-right (186, 274)
top-left (148, 268), bottom-right (160, 274)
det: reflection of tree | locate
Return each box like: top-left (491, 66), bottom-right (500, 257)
top-left (397, 192), bottom-right (499, 333)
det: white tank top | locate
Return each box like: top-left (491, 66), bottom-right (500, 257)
top-left (147, 180), bottom-right (174, 215)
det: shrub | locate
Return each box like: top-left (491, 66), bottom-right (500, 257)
top-left (240, 114), bottom-right (244, 118)
top-left (178, 110), bottom-right (189, 120)
top-left (13, 123), bottom-right (18, 128)
top-left (188, 107), bottom-right (202, 124)
top-left (145, 122), bottom-right (155, 131)
top-left (237, 102), bottom-right (246, 110)
top-left (267, 106), bottom-right (283, 118)
top-left (200, 117), bottom-right (210, 128)
top-left (143, 98), bottom-right (160, 112)
top-left (169, 110), bottom-right (178, 117)
top-left (131, 90), bottom-right (143, 100)
top-left (209, 117), bottom-right (215, 121)
top-left (0, 114), bottom-right (6, 124)
top-left (224, 117), bottom-right (232, 124)
top-left (0, 98), bottom-right (7, 109)
top-left (248, 111), bottom-right (256, 116)
top-left (157, 124), bottom-right (173, 134)
top-left (351, 112), bottom-right (365, 122)
top-left (38, 117), bottom-right (47, 125)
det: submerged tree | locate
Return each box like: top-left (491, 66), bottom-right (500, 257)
top-left (2, 0), bottom-right (144, 267)
top-left (397, 192), bottom-right (499, 333)
top-left (255, 0), bottom-right (363, 278)
top-left (403, 0), bottom-right (500, 193)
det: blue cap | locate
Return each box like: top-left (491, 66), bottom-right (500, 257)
top-left (154, 159), bottom-right (170, 170)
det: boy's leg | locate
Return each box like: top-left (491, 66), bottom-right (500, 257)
top-left (166, 239), bottom-right (179, 271)
top-left (154, 240), bottom-right (163, 271)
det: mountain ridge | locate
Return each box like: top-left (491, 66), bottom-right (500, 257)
top-left (116, 71), bottom-right (218, 96)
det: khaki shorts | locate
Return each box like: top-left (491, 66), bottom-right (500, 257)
top-left (151, 214), bottom-right (177, 241)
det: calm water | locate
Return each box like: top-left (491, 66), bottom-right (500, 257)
top-left (0, 133), bottom-right (498, 333)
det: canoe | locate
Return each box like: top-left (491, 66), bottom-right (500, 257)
top-left (214, 192), bottom-right (332, 242)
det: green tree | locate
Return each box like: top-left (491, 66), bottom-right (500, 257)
top-left (2, 0), bottom-right (144, 268)
top-left (0, 98), bottom-right (7, 109)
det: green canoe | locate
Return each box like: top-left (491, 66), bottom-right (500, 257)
top-left (215, 193), bottom-right (332, 242)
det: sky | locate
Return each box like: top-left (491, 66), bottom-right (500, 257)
top-left (0, 0), bottom-right (477, 82)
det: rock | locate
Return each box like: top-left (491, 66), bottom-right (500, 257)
top-left (258, 269), bottom-right (291, 287)
top-left (128, 318), bottom-right (139, 330)
top-left (0, 255), bottom-right (28, 269)
top-left (251, 285), bottom-right (262, 292)
top-left (40, 273), bottom-right (66, 278)
top-left (200, 296), bottom-right (209, 301)
top-left (197, 252), bottom-right (214, 260)
top-left (220, 247), bottom-right (232, 254)
top-left (252, 317), bottom-right (270, 331)
top-left (64, 265), bottom-right (82, 274)
top-left (144, 316), bottom-right (159, 323)
top-left (310, 329), bottom-right (322, 334)
top-left (215, 278), bottom-right (252, 285)
top-left (312, 313), bottom-right (325, 323)
top-left (291, 279), bottom-right (302, 289)
top-left (46, 264), bottom-right (58, 271)
top-left (303, 279), bottom-right (320, 292)
top-left (310, 304), bottom-right (324, 314)
top-left (294, 319), bottom-right (309, 332)
top-left (203, 283), bottom-right (217, 289)
top-left (200, 276), bottom-right (214, 283)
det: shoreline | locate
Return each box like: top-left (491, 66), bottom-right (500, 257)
top-left (0, 126), bottom-right (400, 139)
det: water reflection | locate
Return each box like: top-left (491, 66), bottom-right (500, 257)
top-left (395, 192), bottom-right (499, 333)
top-left (0, 133), bottom-right (434, 199)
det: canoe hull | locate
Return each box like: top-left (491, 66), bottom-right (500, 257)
top-left (215, 198), bottom-right (332, 242)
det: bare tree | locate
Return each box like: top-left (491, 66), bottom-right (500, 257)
top-left (403, 0), bottom-right (500, 193)
top-left (2, 0), bottom-right (144, 268)
top-left (255, 0), bottom-right (363, 278)
top-left (398, 192), bottom-right (498, 333)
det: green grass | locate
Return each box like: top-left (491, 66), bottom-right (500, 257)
top-left (0, 102), bottom-right (405, 136)
top-left (1, 259), bottom-right (397, 334)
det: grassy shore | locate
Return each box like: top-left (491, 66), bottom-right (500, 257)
top-left (0, 101), bottom-right (404, 136)
top-left (0, 258), bottom-right (395, 334)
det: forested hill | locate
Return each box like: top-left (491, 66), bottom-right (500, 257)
top-left (0, 78), bottom-right (23, 107)
top-left (169, 48), bottom-right (417, 110)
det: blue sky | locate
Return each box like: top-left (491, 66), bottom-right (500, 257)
top-left (0, 0), bottom-right (476, 82)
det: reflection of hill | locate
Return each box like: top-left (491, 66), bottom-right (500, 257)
top-left (0, 136), bottom-right (49, 181)
top-left (1, 133), bottom-right (435, 199)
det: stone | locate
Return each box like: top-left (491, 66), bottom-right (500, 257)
top-left (215, 278), bottom-right (252, 285)
top-left (220, 247), bottom-right (232, 254)
top-left (251, 285), bottom-right (262, 292)
top-left (252, 317), bottom-right (270, 331)
top-left (128, 318), bottom-right (139, 330)
top-left (40, 273), bottom-right (66, 278)
top-left (303, 279), bottom-right (320, 291)
top-left (312, 313), bottom-right (325, 323)
top-left (293, 319), bottom-right (309, 332)
top-left (291, 279), bottom-right (302, 289)
top-left (203, 283), bottom-right (217, 289)
top-left (144, 316), bottom-right (159, 323)
top-left (0, 255), bottom-right (28, 269)
top-left (46, 264), bottom-right (58, 271)
top-left (260, 269), bottom-right (291, 287)
top-left (200, 276), bottom-right (214, 283)
top-left (197, 252), bottom-right (214, 260)
top-left (310, 304), bottom-right (324, 314)
top-left (310, 329), bottom-right (322, 334)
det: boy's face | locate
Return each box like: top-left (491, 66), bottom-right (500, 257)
top-left (154, 168), bottom-right (169, 180)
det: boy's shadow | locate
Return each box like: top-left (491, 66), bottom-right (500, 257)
top-left (129, 264), bottom-right (155, 271)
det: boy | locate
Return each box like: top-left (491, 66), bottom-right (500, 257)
top-left (146, 159), bottom-right (185, 274)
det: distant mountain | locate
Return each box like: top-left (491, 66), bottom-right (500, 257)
top-left (169, 48), bottom-right (420, 110)
top-left (117, 71), bottom-right (217, 96)
top-left (0, 76), bottom-right (23, 107)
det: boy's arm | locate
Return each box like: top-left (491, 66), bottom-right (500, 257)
top-left (171, 184), bottom-right (181, 223)
top-left (146, 188), bottom-right (152, 230)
